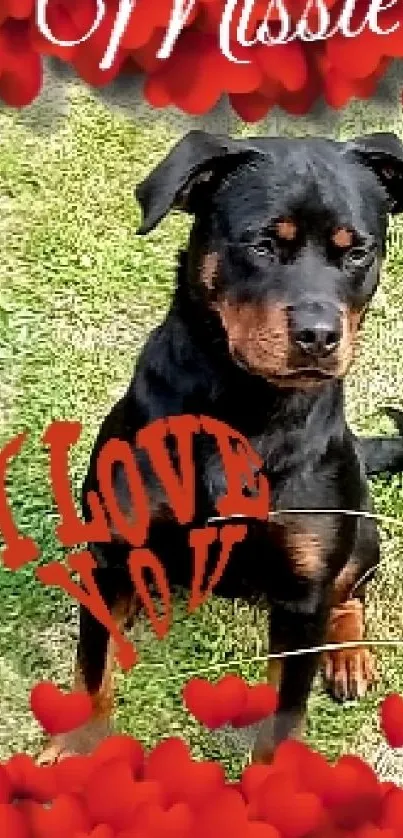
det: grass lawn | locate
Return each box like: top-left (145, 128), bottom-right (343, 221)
top-left (1, 83), bottom-right (403, 778)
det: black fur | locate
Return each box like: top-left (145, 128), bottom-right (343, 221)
top-left (74, 131), bottom-right (403, 761)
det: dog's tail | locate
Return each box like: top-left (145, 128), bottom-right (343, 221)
top-left (359, 408), bottom-right (403, 477)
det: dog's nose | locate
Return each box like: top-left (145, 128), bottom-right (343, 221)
top-left (295, 326), bottom-right (340, 357)
top-left (288, 304), bottom-right (341, 358)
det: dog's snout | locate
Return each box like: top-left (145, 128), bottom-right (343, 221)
top-left (288, 303), bottom-right (342, 359)
top-left (295, 323), bottom-right (341, 357)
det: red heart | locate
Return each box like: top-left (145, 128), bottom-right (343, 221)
top-left (132, 802), bottom-right (193, 838)
top-left (379, 787), bottom-right (403, 830)
top-left (241, 765), bottom-right (277, 802)
top-left (116, 828), bottom-right (150, 838)
top-left (84, 758), bottom-right (161, 831)
top-left (0, 766), bottom-right (11, 804)
top-left (18, 794), bottom-right (88, 837)
top-left (0, 803), bottom-right (29, 838)
top-left (338, 755), bottom-right (379, 786)
top-left (192, 788), bottom-right (249, 838)
top-left (92, 735), bottom-right (144, 778)
top-left (180, 761), bottom-right (226, 810)
top-left (259, 790), bottom-right (324, 838)
top-left (116, 827), bottom-right (148, 838)
top-left (248, 770), bottom-right (323, 837)
top-left (144, 737), bottom-right (192, 805)
top-left (322, 759), bottom-right (381, 829)
top-left (5, 754), bottom-right (58, 803)
top-left (145, 738), bottom-right (191, 780)
top-left (247, 825), bottom-right (281, 838)
top-left (183, 675), bottom-right (248, 729)
top-left (182, 679), bottom-right (223, 729)
top-left (232, 684), bottom-right (278, 727)
top-left (248, 771), bottom-right (296, 820)
top-left (146, 741), bottom-right (224, 810)
top-left (54, 756), bottom-right (95, 795)
top-left (380, 782), bottom-right (397, 797)
top-left (356, 825), bottom-right (396, 838)
top-left (272, 740), bottom-right (333, 796)
top-left (380, 694), bottom-right (403, 748)
top-left (30, 682), bottom-right (93, 735)
top-left (74, 828), bottom-right (114, 838)
top-left (214, 675), bottom-right (249, 725)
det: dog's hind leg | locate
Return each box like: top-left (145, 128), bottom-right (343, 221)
top-left (322, 516), bottom-right (380, 701)
top-left (38, 553), bottom-right (137, 763)
top-left (357, 407), bottom-right (403, 477)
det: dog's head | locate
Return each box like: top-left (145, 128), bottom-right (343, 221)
top-left (136, 130), bottom-right (403, 389)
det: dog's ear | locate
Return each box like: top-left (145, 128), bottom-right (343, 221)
top-left (343, 132), bottom-right (403, 214)
top-left (135, 130), bottom-right (262, 234)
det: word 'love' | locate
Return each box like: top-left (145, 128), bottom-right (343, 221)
top-left (0, 416), bottom-right (269, 670)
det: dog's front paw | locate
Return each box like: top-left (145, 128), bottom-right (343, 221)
top-left (323, 598), bottom-right (377, 701)
top-left (323, 646), bottom-right (377, 701)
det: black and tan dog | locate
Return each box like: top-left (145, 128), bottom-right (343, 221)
top-left (42, 130), bottom-right (403, 764)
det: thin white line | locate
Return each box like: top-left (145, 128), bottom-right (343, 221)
top-left (266, 639), bottom-right (403, 658)
top-left (207, 509), bottom-right (403, 527)
top-left (132, 509), bottom-right (403, 683)
top-left (133, 639), bottom-right (403, 683)
top-left (350, 563), bottom-right (380, 594)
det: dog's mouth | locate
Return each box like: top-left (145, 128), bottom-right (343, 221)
top-left (277, 369), bottom-right (335, 381)
top-left (232, 351), bottom-right (336, 384)
top-left (262, 369), bottom-right (337, 389)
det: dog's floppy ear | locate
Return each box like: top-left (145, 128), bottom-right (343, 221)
top-left (135, 130), bottom-right (262, 234)
top-left (343, 132), bottom-right (403, 214)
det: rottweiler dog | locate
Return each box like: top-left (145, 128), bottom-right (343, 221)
top-left (41, 130), bottom-right (403, 764)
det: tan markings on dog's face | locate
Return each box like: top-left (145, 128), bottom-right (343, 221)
top-left (214, 300), bottom-right (290, 379)
top-left (200, 252), bottom-right (219, 292)
top-left (276, 219), bottom-right (297, 241)
top-left (337, 305), bottom-right (365, 376)
top-left (212, 282), bottom-right (368, 388)
top-left (332, 228), bottom-right (353, 249)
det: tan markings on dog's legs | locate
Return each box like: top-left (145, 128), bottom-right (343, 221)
top-left (76, 592), bottom-right (138, 719)
top-left (330, 559), bottom-right (359, 606)
top-left (323, 596), bottom-right (376, 700)
top-left (253, 661), bottom-right (306, 765)
top-left (38, 593), bottom-right (139, 763)
top-left (268, 657), bottom-right (283, 689)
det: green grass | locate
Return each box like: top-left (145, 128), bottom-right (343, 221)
top-left (1, 84), bottom-right (403, 777)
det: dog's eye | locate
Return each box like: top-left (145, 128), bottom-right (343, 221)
top-left (346, 245), bottom-right (374, 268)
top-left (348, 247), bottom-right (368, 263)
top-left (251, 238), bottom-right (275, 259)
